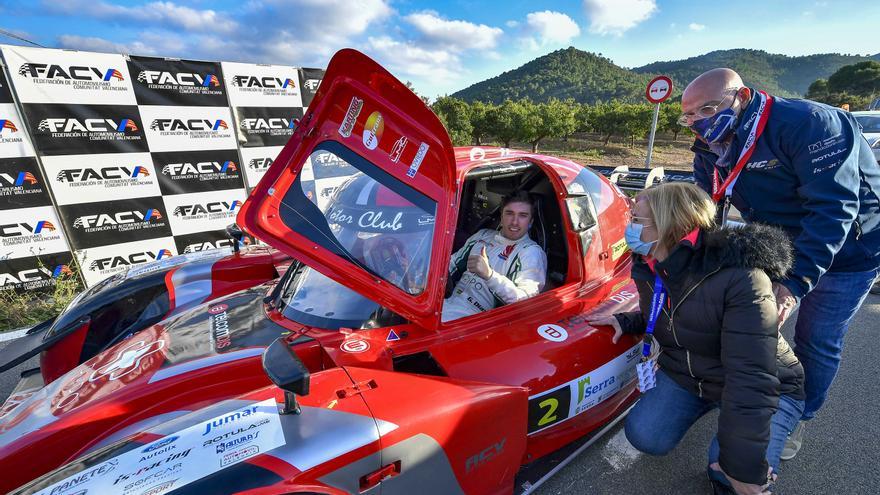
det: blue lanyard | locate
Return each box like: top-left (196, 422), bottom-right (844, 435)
top-left (642, 275), bottom-right (667, 358)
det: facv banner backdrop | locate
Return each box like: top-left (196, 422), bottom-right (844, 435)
top-left (0, 65), bottom-right (73, 291)
top-left (0, 44), bottom-right (326, 290)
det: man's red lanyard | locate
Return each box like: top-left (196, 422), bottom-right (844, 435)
top-left (711, 91), bottom-right (774, 221)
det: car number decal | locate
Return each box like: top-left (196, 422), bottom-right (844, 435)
top-left (526, 343), bottom-right (640, 434)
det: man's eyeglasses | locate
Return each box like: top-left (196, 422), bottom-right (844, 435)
top-left (677, 88), bottom-right (740, 127)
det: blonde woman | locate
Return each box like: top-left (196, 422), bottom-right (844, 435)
top-left (588, 183), bottom-right (804, 495)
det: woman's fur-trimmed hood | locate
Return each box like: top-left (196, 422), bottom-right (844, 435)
top-left (701, 223), bottom-right (794, 280)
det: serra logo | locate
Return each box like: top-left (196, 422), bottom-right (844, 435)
top-left (57, 166), bottom-right (149, 182)
top-left (18, 63), bottom-right (124, 82)
top-left (89, 249), bottom-right (171, 271)
top-left (37, 118), bottom-right (138, 133)
top-left (137, 71), bottom-right (220, 87)
top-left (161, 161), bottom-right (237, 176)
top-left (231, 75), bottom-right (295, 88)
top-left (150, 119), bottom-right (228, 131)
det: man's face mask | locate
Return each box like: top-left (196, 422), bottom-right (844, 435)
top-left (691, 107), bottom-right (739, 144)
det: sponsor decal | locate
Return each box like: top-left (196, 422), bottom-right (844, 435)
top-left (466, 438), bottom-right (506, 473)
top-left (37, 117), bottom-right (139, 136)
top-left (810, 147), bottom-right (846, 164)
top-left (161, 161), bottom-right (237, 179)
top-left (302, 78), bottom-right (321, 91)
top-left (73, 208), bottom-right (164, 231)
top-left (299, 68), bottom-right (324, 106)
top-left (339, 96), bottom-right (363, 138)
top-left (240, 117), bottom-right (295, 131)
top-left (807, 133), bottom-right (845, 154)
top-left (340, 339), bottom-right (370, 353)
top-left (152, 150), bottom-right (244, 194)
top-left (406, 142), bottom-right (429, 178)
top-left (386, 329), bottom-right (401, 342)
top-left (87, 249), bottom-right (171, 272)
top-left (362, 111), bottom-right (384, 150)
top-left (138, 71), bottom-right (220, 88)
top-left (113, 450), bottom-right (189, 486)
top-left (0, 158), bottom-right (49, 208)
top-left (469, 147), bottom-right (486, 161)
top-left (209, 303), bottom-right (232, 350)
top-left (182, 238), bottom-right (233, 253)
top-left (215, 430), bottom-right (260, 454)
top-left (235, 107), bottom-right (302, 147)
top-left (0, 170), bottom-right (37, 186)
top-left (248, 156), bottom-right (273, 171)
top-left (142, 436), bottom-right (179, 453)
top-left (745, 158), bottom-right (780, 171)
top-left (0, 117), bottom-right (25, 147)
top-left (537, 324), bottom-right (568, 342)
top-left (89, 339), bottom-right (166, 382)
top-left (128, 58), bottom-right (228, 105)
top-left (24, 103), bottom-right (148, 155)
top-left (150, 118), bottom-right (228, 137)
top-left (0, 255), bottom-right (73, 290)
top-left (0, 219), bottom-right (61, 247)
top-left (220, 445), bottom-right (259, 467)
top-left (140, 480), bottom-right (177, 495)
top-left (55, 165), bottom-right (152, 193)
top-left (173, 200), bottom-right (242, 220)
top-left (47, 460), bottom-right (118, 495)
top-left (231, 75), bottom-right (298, 94)
top-left (526, 343), bottom-right (640, 433)
top-left (389, 136), bottom-right (407, 163)
top-left (18, 63), bottom-right (126, 90)
top-left (202, 405), bottom-right (260, 436)
top-left (610, 238), bottom-right (628, 261)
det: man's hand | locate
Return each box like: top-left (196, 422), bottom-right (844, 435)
top-left (467, 246), bottom-right (492, 280)
top-left (772, 282), bottom-right (798, 328)
top-left (586, 314), bottom-right (623, 344)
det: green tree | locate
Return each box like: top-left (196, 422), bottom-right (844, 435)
top-left (806, 79), bottom-right (829, 101)
top-left (827, 61), bottom-right (880, 96)
top-left (590, 101), bottom-right (627, 145)
top-left (575, 102), bottom-right (594, 133)
top-left (469, 101), bottom-right (493, 145)
top-left (659, 101), bottom-right (685, 141)
top-left (518, 98), bottom-right (578, 153)
top-left (431, 96), bottom-right (473, 146)
top-left (620, 103), bottom-right (653, 148)
top-left (486, 99), bottom-right (527, 148)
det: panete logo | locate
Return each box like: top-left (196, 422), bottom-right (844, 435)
top-left (231, 75), bottom-right (295, 88)
top-left (18, 63), bottom-right (125, 82)
top-left (137, 71), bottom-right (221, 87)
top-left (57, 166), bottom-right (150, 182)
top-left (37, 118), bottom-right (138, 133)
top-left (173, 200), bottom-right (242, 217)
top-left (150, 119), bottom-right (228, 131)
top-left (73, 209), bottom-right (162, 229)
top-left (240, 118), bottom-right (296, 130)
top-left (89, 249), bottom-right (171, 271)
top-left (161, 161), bottom-right (237, 176)
top-left (0, 171), bottom-right (38, 187)
top-left (0, 119), bottom-right (18, 133)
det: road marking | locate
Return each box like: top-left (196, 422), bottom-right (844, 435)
top-left (601, 429), bottom-right (642, 472)
top-left (0, 328), bottom-right (29, 343)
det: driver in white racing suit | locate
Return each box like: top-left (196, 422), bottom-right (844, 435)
top-left (442, 190), bottom-right (547, 322)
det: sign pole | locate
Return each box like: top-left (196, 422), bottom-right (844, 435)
top-left (645, 102), bottom-right (660, 167)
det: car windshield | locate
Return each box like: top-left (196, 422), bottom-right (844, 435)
top-left (855, 115), bottom-right (880, 133)
top-left (278, 141), bottom-right (436, 295)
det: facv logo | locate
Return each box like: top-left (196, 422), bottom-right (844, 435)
top-left (0, 119), bottom-right (18, 133)
top-left (18, 63), bottom-right (125, 81)
top-left (174, 200), bottom-right (242, 217)
top-left (37, 118), bottom-right (138, 133)
top-left (0, 171), bottom-right (38, 187)
top-left (0, 220), bottom-right (55, 237)
top-left (89, 249), bottom-right (171, 271)
top-left (150, 119), bottom-right (228, 131)
top-left (57, 166), bottom-right (149, 182)
top-left (137, 71), bottom-right (220, 87)
top-left (248, 157), bottom-right (273, 170)
top-left (231, 75), bottom-right (295, 88)
top-left (73, 209), bottom-right (163, 228)
top-left (161, 161), bottom-right (237, 176)
top-left (240, 118), bottom-right (295, 130)
top-left (183, 239), bottom-right (232, 253)
top-left (303, 78), bottom-right (321, 90)
top-left (0, 264), bottom-right (70, 287)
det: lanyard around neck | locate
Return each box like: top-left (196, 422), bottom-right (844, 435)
top-left (642, 275), bottom-right (667, 358)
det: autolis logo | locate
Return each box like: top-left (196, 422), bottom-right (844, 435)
top-left (230, 75), bottom-right (298, 95)
top-left (161, 161), bottom-right (239, 181)
top-left (137, 71), bottom-right (221, 88)
top-left (56, 166), bottom-right (151, 187)
top-left (89, 249), bottom-right (171, 272)
top-left (173, 200), bottom-right (242, 220)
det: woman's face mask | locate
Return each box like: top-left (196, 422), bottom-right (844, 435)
top-left (625, 222), bottom-right (657, 256)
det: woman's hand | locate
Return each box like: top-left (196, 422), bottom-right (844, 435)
top-left (710, 463), bottom-right (773, 495)
top-left (586, 314), bottom-right (623, 344)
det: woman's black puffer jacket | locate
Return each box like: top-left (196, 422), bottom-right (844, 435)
top-left (615, 223), bottom-right (805, 485)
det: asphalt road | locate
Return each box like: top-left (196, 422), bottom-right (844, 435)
top-left (1, 296), bottom-right (878, 494)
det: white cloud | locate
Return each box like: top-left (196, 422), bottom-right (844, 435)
top-left (688, 23), bottom-right (706, 31)
top-left (583, 0), bottom-right (657, 36)
top-left (506, 20), bottom-right (520, 28)
top-left (365, 36), bottom-right (460, 85)
top-left (57, 35), bottom-right (156, 55)
top-left (523, 11), bottom-right (581, 47)
top-left (44, 0), bottom-right (238, 34)
top-left (405, 11), bottom-right (503, 51)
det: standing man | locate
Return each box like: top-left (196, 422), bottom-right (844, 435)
top-left (681, 68), bottom-right (880, 460)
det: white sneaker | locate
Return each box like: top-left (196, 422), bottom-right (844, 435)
top-left (780, 420), bottom-right (806, 461)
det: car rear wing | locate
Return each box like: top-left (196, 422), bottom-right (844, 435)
top-left (588, 165), bottom-right (695, 194)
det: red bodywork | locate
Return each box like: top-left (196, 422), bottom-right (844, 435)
top-left (0, 50), bottom-right (640, 495)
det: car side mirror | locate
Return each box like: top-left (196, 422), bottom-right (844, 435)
top-left (262, 337), bottom-right (310, 415)
top-left (226, 223), bottom-right (245, 253)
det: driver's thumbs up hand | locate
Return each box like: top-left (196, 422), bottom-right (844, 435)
top-left (467, 245), bottom-right (492, 280)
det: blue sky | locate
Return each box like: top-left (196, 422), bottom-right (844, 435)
top-left (1, 0), bottom-right (879, 100)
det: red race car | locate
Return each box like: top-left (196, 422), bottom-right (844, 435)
top-left (0, 49), bottom-right (641, 495)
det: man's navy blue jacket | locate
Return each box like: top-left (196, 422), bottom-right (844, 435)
top-left (692, 91), bottom-right (880, 299)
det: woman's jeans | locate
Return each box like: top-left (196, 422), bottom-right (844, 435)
top-left (624, 370), bottom-right (805, 482)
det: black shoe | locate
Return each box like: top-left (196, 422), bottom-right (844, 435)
top-left (709, 478), bottom-right (737, 495)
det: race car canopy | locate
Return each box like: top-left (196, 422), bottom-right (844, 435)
top-left (238, 49), bottom-right (457, 328)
